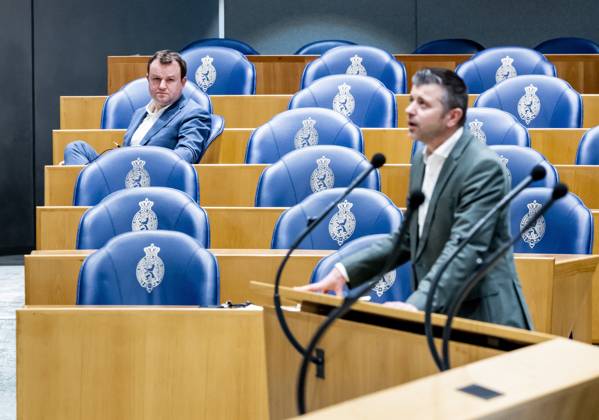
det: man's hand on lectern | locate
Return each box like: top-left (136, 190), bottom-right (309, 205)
top-left (295, 267), bottom-right (346, 297)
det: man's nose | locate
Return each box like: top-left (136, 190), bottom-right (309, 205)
top-left (159, 79), bottom-right (167, 89)
top-left (405, 102), bottom-right (415, 115)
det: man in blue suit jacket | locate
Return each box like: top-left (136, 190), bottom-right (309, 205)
top-left (64, 50), bottom-right (211, 164)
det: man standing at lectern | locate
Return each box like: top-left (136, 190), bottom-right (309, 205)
top-left (300, 68), bottom-right (532, 329)
top-left (64, 50), bottom-right (211, 164)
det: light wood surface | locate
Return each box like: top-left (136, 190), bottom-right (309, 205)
top-left (24, 250), bottom-right (596, 342)
top-left (52, 127), bottom-right (587, 166)
top-left (107, 54), bottom-right (599, 95)
top-left (556, 164), bottom-right (599, 208)
top-left (17, 307), bottom-right (269, 420)
top-left (59, 93), bottom-right (599, 130)
top-left (298, 338), bottom-right (599, 420)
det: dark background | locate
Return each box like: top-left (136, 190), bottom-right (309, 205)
top-left (2, 0), bottom-right (599, 254)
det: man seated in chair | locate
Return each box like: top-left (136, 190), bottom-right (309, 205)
top-left (64, 50), bottom-right (211, 164)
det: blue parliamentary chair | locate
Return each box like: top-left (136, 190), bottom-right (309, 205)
top-left (456, 46), bottom-right (556, 94)
top-left (100, 77), bottom-right (224, 150)
top-left (534, 37), bottom-right (599, 54)
top-left (310, 234), bottom-right (412, 303)
top-left (301, 45), bottom-right (407, 94)
top-left (244, 108), bottom-right (363, 164)
top-left (510, 188), bottom-right (593, 254)
top-left (181, 38), bottom-right (259, 55)
top-left (289, 75), bottom-right (397, 128)
top-left (73, 146), bottom-right (199, 206)
top-left (76, 187), bottom-right (210, 249)
top-left (271, 188), bottom-right (402, 250)
top-left (576, 126), bottom-right (599, 164)
top-left (465, 107), bottom-right (531, 147)
top-left (489, 145), bottom-right (558, 189)
top-left (413, 38), bottom-right (485, 54)
top-left (255, 145), bottom-right (380, 207)
top-left (295, 40), bottom-right (357, 55)
top-left (181, 46), bottom-right (256, 94)
top-left (77, 230), bottom-right (219, 305)
top-left (474, 75), bottom-right (582, 128)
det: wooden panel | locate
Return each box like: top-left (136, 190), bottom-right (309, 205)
top-left (17, 307), bottom-right (269, 420)
top-left (249, 55), bottom-right (315, 94)
top-left (529, 128), bottom-right (585, 165)
top-left (555, 164), bottom-right (599, 209)
top-left (107, 56), bottom-right (148, 95)
top-left (60, 96), bottom-right (105, 129)
top-left (299, 338), bottom-right (599, 420)
top-left (24, 250), bottom-right (596, 343)
top-left (211, 95), bottom-right (290, 128)
top-left (548, 54), bottom-right (599, 94)
top-left (200, 128), bottom-right (253, 164)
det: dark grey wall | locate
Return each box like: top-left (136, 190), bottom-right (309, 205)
top-left (0, 1), bottom-right (33, 254)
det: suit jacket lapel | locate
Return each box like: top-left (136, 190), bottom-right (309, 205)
top-left (140, 97), bottom-right (186, 146)
top-left (123, 111), bottom-right (146, 146)
top-left (415, 131), bottom-right (471, 260)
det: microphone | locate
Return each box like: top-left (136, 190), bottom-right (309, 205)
top-left (273, 154), bottom-right (386, 362)
top-left (440, 183), bottom-right (568, 370)
top-left (296, 190), bottom-right (424, 415)
top-left (423, 164), bottom-right (546, 371)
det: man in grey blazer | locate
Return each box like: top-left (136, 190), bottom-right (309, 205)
top-left (64, 50), bottom-right (211, 164)
top-left (302, 68), bottom-right (532, 329)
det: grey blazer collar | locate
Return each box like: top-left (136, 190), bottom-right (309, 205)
top-left (140, 96), bottom-right (187, 146)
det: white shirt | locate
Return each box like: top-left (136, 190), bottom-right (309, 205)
top-left (129, 101), bottom-right (170, 146)
top-left (418, 127), bottom-right (463, 237)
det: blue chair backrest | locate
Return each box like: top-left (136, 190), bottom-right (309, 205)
top-left (534, 37), bottom-right (599, 54)
top-left (181, 38), bottom-right (259, 55)
top-left (76, 187), bottom-right (210, 249)
top-left (271, 188), bottom-right (402, 250)
top-left (181, 46), bottom-right (256, 94)
top-left (510, 188), bottom-right (593, 254)
top-left (289, 75), bottom-right (397, 128)
top-left (456, 47), bottom-right (556, 94)
top-left (100, 78), bottom-right (212, 129)
top-left (301, 45), bottom-right (407, 94)
top-left (244, 107), bottom-right (363, 163)
top-left (489, 145), bottom-right (558, 189)
top-left (77, 230), bottom-right (219, 305)
top-left (576, 126), bottom-right (599, 164)
top-left (413, 38), bottom-right (485, 54)
top-left (310, 234), bottom-right (412, 303)
top-left (474, 75), bottom-right (582, 128)
top-left (295, 40), bottom-right (357, 55)
top-left (465, 107), bottom-right (531, 147)
top-left (73, 146), bottom-right (199, 206)
top-left (255, 145), bottom-right (380, 207)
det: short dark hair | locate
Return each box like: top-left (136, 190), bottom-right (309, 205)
top-left (147, 50), bottom-right (187, 79)
top-left (412, 68), bottom-right (468, 126)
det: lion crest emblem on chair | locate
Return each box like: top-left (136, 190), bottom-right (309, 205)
top-left (136, 243), bottom-right (165, 293)
top-left (332, 83), bottom-right (355, 117)
top-left (310, 156), bottom-right (335, 192)
top-left (125, 158), bottom-right (150, 189)
top-left (294, 117), bottom-right (319, 149)
top-left (132, 198), bottom-right (158, 231)
top-left (346, 55), bottom-right (367, 76)
top-left (328, 200), bottom-right (356, 246)
top-left (520, 200), bottom-right (546, 248)
top-left (195, 55), bottom-right (217, 92)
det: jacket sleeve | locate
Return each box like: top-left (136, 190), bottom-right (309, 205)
top-left (406, 158), bottom-right (507, 312)
top-left (173, 107), bottom-right (212, 164)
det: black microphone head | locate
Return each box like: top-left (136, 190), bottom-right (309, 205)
top-left (408, 190), bottom-right (425, 210)
top-left (530, 165), bottom-right (546, 181)
top-left (370, 153), bottom-right (386, 168)
top-left (552, 183), bottom-right (568, 200)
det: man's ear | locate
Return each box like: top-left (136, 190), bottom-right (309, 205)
top-left (446, 108), bottom-right (464, 128)
top-left (181, 76), bottom-right (187, 86)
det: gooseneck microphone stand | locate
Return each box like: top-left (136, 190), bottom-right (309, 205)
top-left (440, 183), bottom-right (568, 370)
top-left (296, 191), bottom-right (424, 415)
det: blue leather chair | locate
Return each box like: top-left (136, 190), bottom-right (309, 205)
top-left (413, 38), bottom-right (485, 54)
top-left (576, 126), bottom-right (599, 164)
top-left (310, 234), bottom-right (412, 303)
top-left (76, 187), bottom-right (210, 249)
top-left (456, 47), bottom-right (556, 94)
top-left (474, 75), bottom-right (582, 128)
top-left (289, 75), bottom-right (397, 128)
top-left (295, 40), bottom-right (357, 55)
top-left (301, 45), bottom-right (407, 94)
top-left (510, 188), bottom-right (593, 254)
top-left (534, 37), bottom-right (599, 54)
top-left (489, 145), bottom-right (558, 189)
top-left (100, 77), bottom-right (224, 149)
top-left (255, 145), bottom-right (380, 207)
top-left (244, 108), bottom-right (363, 164)
top-left (271, 188), bottom-right (402, 250)
top-left (466, 107), bottom-right (531, 147)
top-left (73, 146), bottom-right (199, 206)
top-left (181, 38), bottom-right (259, 55)
top-left (77, 230), bottom-right (220, 305)
top-left (181, 46), bottom-right (256, 94)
